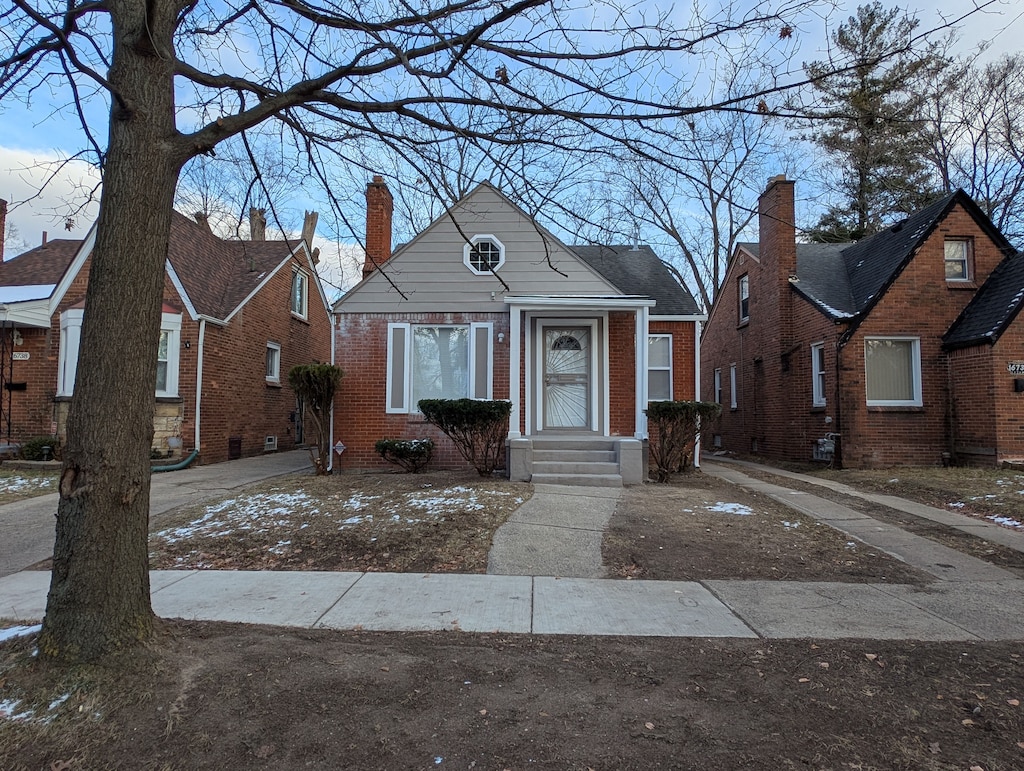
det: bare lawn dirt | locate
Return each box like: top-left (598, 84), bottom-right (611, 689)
top-left (1, 623), bottom-right (1022, 770)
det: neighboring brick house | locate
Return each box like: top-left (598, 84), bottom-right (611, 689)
top-left (0, 208), bottom-right (331, 463)
top-left (333, 179), bottom-right (705, 483)
top-left (701, 176), bottom-right (1022, 468)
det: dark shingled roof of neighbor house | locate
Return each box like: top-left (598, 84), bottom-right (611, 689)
top-left (0, 239), bottom-right (82, 288)
top-left (571, 244), bottom-right (702, 316)
top-left (944, 251), bottom-right (1024, 349)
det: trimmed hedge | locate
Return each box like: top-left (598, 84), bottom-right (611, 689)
top-left (417, 399), bottom-right (512, 476)
top-left (375, 438), bottom-right (434, 473)
top-left (645, 400), bottom-right (721, 482)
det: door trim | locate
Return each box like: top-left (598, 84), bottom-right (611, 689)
top-left (534, 318), bottom-right (599, 432)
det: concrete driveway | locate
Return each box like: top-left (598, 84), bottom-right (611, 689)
top-left (0, 450), bottom-right (312, 578)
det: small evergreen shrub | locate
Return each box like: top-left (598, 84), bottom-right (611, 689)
top-left (645, 400), bottom-right (721, 482)
top-left (19, 435), bottom-right (61, 462)
top-left (417, 399), bottom-right (512, 476)
top-left (375, 438), bottom-right (434, 473)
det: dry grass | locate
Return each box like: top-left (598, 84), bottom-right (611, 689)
top-left (148, 470), bottom-right (531, 573)
top-left (811, 465), bottom-right (1024, 529)
top-left (0, 469), bottom-right (57, 506)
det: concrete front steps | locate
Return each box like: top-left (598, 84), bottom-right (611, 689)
top-left (508, 436), bottom-right (643, 487)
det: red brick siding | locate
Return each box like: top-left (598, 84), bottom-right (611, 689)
top-left (649, 320), bottom-right (698, 402)
top-left (333, 312), bottom-right (509, 470)
top-left (608, 311), bottom-right (635, 435)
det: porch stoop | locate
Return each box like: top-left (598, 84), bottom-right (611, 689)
top-left (508, 436), bottom-right (643, 487)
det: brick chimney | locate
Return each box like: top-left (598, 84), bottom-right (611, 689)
top-left (363, 175), bottom-right (393, 279)
top-left (758, 175), bottom-right (797, 345)
top-left (0, 199), bottom-right (6, 262)
top-left (249, 207), bottom-right (266, 241)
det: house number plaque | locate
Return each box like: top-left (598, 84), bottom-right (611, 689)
top-left (1008, 362), bottom-right (1024, 374)
top-left (12, 352), bottom-right (30, 361)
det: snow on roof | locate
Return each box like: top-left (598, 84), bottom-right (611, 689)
top-left (0, 284), bottom-right (55, 303)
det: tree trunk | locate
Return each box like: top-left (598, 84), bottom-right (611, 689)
top-left (38, 1), bottom-right (186, 663)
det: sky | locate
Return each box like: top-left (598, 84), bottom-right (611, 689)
top-left (1, 0), bottom-right (1021, 289)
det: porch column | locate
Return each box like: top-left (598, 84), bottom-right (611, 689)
top-left (508, 306), bottom-right (521, 438)
top-left (635, 305), bottom-right (649, 439)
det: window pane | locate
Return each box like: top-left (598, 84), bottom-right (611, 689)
top-left (648, 370), bottom-right (671, 401)
top-left (412, 327), bottom-right (469, 404)
top-left (865, 339), bottom-right (914, 401)
top-left (266, 346), bottom-right (278, 379)
top-left (648, 336), bottom-right (671, 368)
top-left (291, 272), bottom-right (306, 314)
top-left (156, 361), bottom-right (168, 392)
top-left (157, 330), bottom-right (169, 361)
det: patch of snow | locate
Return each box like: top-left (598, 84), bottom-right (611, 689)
top-left (987, 515), bottom-right (1024, 529)
top-left (268, 540), bottom-right (291, 554)
top-left (969, 495), bottom-right (999, 500)
top-left (0, 624), bottom-right (41, 643)
top-left (845, 541), bottom-right (857, 549)
top-left (781, 521), bottom-right (800, 529)
top-left (2, 475), bottom-right (55, 493)
top-left (0, 699), bottom-right (34, 722)
top-left (343, 493), bottom-right (381, 510)
top-left (341, 515), bottom-right (369, 526)
top-left (48, 693), bottom-right (70, 711)
top-left (887, 479), bottom-right (899, 484)
top-left (948, 502), bottom-right (965, 508)
top-left (705, 502), bottom-right (754, 516)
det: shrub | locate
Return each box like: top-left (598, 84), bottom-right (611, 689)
top-left (645, 400), bottom-right (722, 482)
top-left (19, 435), bottom-right (61, 462)
top-left (417, 399), bottom-right (512, 476)
top-left (288, 363), bottom-right (344, 475)
top-left (375, 438), bottom-right (434, 473)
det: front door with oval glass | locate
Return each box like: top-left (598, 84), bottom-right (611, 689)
top-left (542, 326), bottom-right (591, 429)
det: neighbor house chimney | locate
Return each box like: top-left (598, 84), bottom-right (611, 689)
top-left (363, 175), bottom-right (393, 279)
top-left (0, 199), bottom-right (6, 262)
top-left (759, 175), bottom-right (797, 345)
top-left (249, 207), bottom-right (266, 241)
top-left (41, 231), bottom-right (48, 247)
top-left (193, 212), bottom-right (212, 233)
top-left (301, 210), bottom-right (321, 265)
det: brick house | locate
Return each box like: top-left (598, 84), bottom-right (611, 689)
top-left (701, 176), bottom-right (1022, 468)
top-left (0, 206), bottom-right (331, 463)
top-left (333, 179), bottom-right (705, 483)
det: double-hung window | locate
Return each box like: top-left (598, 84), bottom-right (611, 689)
top-left (266, 342), bottom-right (281, 384)
top-left (713, 368), bottom-right (722, 404)
top-left (738, 275), bottom-right (750, 323)
top-left (864, 337), bottom-right (922, 406)
top-left (944, 239), bottom-right (971, 282)
top-left (291, 269), bottom-right (308, 318)
top-left (729, 364), bottom-right (738, 409)
top-left (59, 309), bottom-right (181, 397)
top-left (811, 343), bottom-right (826, 407)
top-left (647, 334), bottom-right (672, 401)
top-left (387, 322), bottom-right (493, 412)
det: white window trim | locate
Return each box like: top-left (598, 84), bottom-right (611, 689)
top-left (864, 336), bottom-right (923, 407)
top-left (60, 309), bottom-right (181, 397)
top-left (266, 341), bottom-right (282, 384)
top-left (738, 274), bottom-right (750, 323)
top-left (944, 239), bottom-right (972, 283)
top-left (463, 234), bottom-right (506, 275)
top-left (647, 333), bottom-right (673, 402)
top-left (57, 308), bottom-right (84, 397)
top-left (811, 342), bottom-right (826, 407)
top-left (729, 363), bottom-right (737, 409)
top-left (291, 268), bottom-right (309, 319)
top-left (156, 312), bottom-right (182, 397)
top-left (386, 322), bottom-right (493, 414)
top-left (713, 368), bottom-right (722, 405)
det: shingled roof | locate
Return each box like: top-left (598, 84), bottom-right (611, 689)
top-left (570, 244), bottom-right (702, 316)
top-left (0, 212), bottom-right (302, 321)
top-left (944, 251), bottom-right (1024, 349)
top-left (0, 239), bottom-right (81, 286)
top-left (775, 190), bottom-right (1016, 325)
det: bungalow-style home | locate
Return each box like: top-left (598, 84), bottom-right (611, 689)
top-left (701, 176), bottom-right (1022, 468)
top-left (0, 203), bottom-right (331, 463)
top-left (333, 179), bottom-right (705, 484)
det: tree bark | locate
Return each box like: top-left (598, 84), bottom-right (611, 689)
top-left (38, 1), bottom-right (186, 663)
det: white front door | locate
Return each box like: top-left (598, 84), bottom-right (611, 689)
top-left (542, 325), bottom-right (592, 429)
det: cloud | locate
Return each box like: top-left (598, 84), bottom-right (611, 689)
top-left (0, 146), bottom-right (100, 256)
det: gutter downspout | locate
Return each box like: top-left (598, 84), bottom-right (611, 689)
top-left (195, 318), bottom-right (206, 455)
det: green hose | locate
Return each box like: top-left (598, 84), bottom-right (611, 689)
top-left (151, 448), bottom-right (200, 472)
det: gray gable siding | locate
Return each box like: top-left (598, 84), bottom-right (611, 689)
top-left (336, 184), bottom-right (620, 313)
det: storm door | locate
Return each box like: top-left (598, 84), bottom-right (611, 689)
top-left (542, 325), bottom-right (592, 429)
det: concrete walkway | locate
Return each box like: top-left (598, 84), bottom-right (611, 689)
top-left (0, 450), bottom-right (312, 577)
top-left (1, 456), bottom-right (1022, 641)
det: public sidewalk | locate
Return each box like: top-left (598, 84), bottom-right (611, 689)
top-left (2, 460), bottom-right (1022, 642)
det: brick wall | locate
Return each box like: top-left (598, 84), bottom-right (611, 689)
top-left (837, 203), bottom-right (1009, 468)
top-left (333, 311), bottom-right (509, 470)
top-left (608, 311), bottom-right (635, 435)
top-left (197, 257), bottom-right (332, 463)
